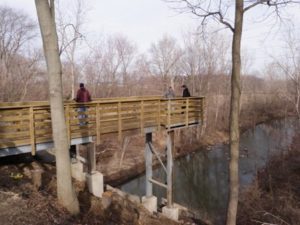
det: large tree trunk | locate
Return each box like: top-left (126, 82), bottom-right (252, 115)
top-left (35, 0), bottom-right (79, 214)
top-left (226, 1), bottom-right (243, 224)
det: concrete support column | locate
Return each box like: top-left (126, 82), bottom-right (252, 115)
top-left (142, 195), bottom-right (157, 213)
top-left (86, 171), bottom-right (103, 197)
top-left (162, 206), bottom-right (179, 221)
top-left (85, 142), bottom-right (104, 198)
top-left (145, 132), bottom-right (153, 197)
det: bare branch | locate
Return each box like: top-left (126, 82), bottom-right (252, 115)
top-left (165, 0), bottom-right (234, 32)
top-left (244, 0), bottom-right (300, 12)
top-left (58, 23), bottom-right (84, 55)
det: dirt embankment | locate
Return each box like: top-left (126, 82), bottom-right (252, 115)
top-left (0, 126), bottom-right (227, 225)
top-left (0, 129), bottom-right (211, 225)
top-left (0, 154), bottom-right (184, 225)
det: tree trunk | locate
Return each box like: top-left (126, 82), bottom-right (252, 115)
top-left (35, 0), bottom-right (79, 215)
top-left (296, 84), bottom-right (300, 118)
top-left (226, 1), bottom-right (243, 224)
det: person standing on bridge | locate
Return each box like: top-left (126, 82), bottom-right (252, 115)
top-left (164, 86), bottom-right (175, 99)
top-left (75, 83), bottom-right (91, 126)
top-left (181, 84), bottom-right (191, 114)
top-left (181, 84), bottom-right (191, 97)
top-left (75, 83), bottom-right (91, 102)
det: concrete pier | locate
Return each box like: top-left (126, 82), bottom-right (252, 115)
top-left (86, 171), bottom-right (104, 198)
top-left (162, 206), bottom-right (179, 221)
top-left (142, 196), bottom-right (157, 213)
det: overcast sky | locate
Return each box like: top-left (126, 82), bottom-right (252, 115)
top-left (1, 0), bottom-right (300, 73)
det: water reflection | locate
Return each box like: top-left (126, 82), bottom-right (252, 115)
top-left (120, 118), bottom-right (299, 224)
top-left (174, 146), bottom-right (229, 223)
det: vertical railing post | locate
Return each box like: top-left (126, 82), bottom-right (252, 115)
top-left (118, 101), bottom-right (122, 141)
top-left (157, 99), bottom-right (161, 131)
top-left (145, 132), bottom-right (153, 197)
top-left (185, 98), bottom-right (189, 126)
top-left (29, 107), bottom-right (36, 155)
top-left (167, 100), bottom-right (171, 130)
top-left (140, 100), bottom-right (144, 134)
top-left (166, 130), bottom-right (174, 207)
top-left (201, 97), bottom-right (205, 123)
top-left (96, 103), bottom-right (101, 145)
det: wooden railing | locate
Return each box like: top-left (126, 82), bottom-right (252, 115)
top-left (0, 96), bottom-right (205, 154)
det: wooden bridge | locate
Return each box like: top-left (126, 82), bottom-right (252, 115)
top-left (0, 95), bottom-right (205, 216)
top-left (0, 96), bottom-right (205, 157)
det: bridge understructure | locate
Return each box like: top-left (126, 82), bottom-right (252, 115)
top-left (0, 96), bottom-right (205, 220)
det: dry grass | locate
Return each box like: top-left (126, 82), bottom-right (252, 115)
top-left (237, 132), bottom-right (300, 225)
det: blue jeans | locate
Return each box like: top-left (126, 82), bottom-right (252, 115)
top-left (78, 106), bottom-right (87, 126)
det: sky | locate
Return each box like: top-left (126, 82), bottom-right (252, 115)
top-left (1, 0), bottom-right (300, 73)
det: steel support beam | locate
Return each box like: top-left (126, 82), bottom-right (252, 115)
top-left (145, 132), bottom-right (153, 197)
top-left (166, 130), bottom-right (175, 207)
top-left (87, 142), bottom-right (96, 173)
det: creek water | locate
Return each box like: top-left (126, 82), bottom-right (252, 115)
top-left (120, 118), bottom-right (299, 224)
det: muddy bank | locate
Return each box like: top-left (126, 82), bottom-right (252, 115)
top-left (0, 157), bottom-right (183, 225)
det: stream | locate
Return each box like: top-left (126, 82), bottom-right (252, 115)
top-left (120, 118), bottom-right (299, 224)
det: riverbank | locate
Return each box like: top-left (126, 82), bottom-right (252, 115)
top-left (0, 112), bottom-right (295, 224)
top-left (237, 130), bottom-right (300, 225)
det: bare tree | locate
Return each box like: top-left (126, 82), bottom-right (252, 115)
top-left (115, 35), bottom-right (137, 95)
top-left (165, 0), bottom-right (299, 224)
top-left (56, 0), bottom-right (89, 99)
top-left (0, 6), bottom-right (37, 101)
top-left (181, 30), bottom-right (230, 93)
top-left (35, 0), bottom-right (79, 214)
top-left (83, 36), bottom-right (118, 97)
top-left (181, 30), bottom-right (231, 131)
top-left (275, 26), bottom-right (300, 118)
top-left (130, 54), bottom-right (158, 95)
top-left (149, 35), bottom-right (183, 90)
top-left (181, 31), bottom-right (205, 94)
top-left (83, 34), bottom-right (136, 97)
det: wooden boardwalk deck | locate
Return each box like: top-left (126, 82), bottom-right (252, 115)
top-left (0, 96), bottom-right (205, 157)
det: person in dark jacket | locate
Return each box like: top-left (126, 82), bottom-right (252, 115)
top-left (76, 83), bottom-right (91, 102)
top-left (75, 83), bottom-right (91, 126)
top-left (181, 84), bottom-right (190, 114)
top-left (181, 85), bottom-right (191, 97)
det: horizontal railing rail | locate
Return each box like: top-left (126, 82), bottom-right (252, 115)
top-left (0, 96), bottom-right (205, 155)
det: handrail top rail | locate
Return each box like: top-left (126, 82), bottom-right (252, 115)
top-left (0, 96), bottom-right (205, 109)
